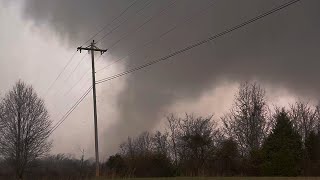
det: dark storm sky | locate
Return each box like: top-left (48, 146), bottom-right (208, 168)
top-left (12, 0), bottom-right (320, 156)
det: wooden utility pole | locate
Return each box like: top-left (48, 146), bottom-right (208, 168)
top-left (77, 40), bottom-right (107, 177)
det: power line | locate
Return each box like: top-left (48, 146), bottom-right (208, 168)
top-left (77, 78), bottom-right (92, 98)
top-left (50, 62), bottom-right (89, 100)
top-left (53, 0), bottom-right (152, 97)
top-left (96, 0), bottom-right (154, 43)
top-left (64, 69), bottom-right (91, 97)
top-left (43, 51), bottom-right (77, 96)
top-left (43, 0), bottom-right (141, 98)
top-left (65, 78), bottom-right (91, 115)
top-left (48, 0), bottom-right (302, 135)
top-left (96, 0), bottom-right (302, 85)
top-left (63, 54), bottom-right (104, 97)
top-left (51, 50), bottom-right (106, 135)
top-left (45, 0), bottom-right (152, 103)
top-left (80, 0), bottom-right (141, 47)
top-left (50, 87), bottom-right (92, 135)
top-left (96, 0), bottom-right (216, 73)
top-left (63, 54), bottom-right (88, 83)
top-left (99, 0), bottom-right (178, 52)
top-left (49, 86), bottom-right (93, 135)
top-left (44, 1), bottom-right (151, 138)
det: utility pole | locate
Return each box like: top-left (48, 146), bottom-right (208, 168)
top-left (77, 40), bottom-right (107, 177)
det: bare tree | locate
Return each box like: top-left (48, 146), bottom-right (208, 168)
top-left (0, 81), bottom-right (52, 179)
top-left (222, 82), bottom-right (269, 155)
top-left (166, 114), bottom-right (180, 166)
top-left (120, 132), bottom-right (154, 158)
top-left (78, 148), bottom-right (85, 178)
top-left (176, 114), bottom-right (218, 176)
top-left (120, 137), bottom-right (136, 160)
top-left (289, 101), bottom-right (318, 142)
top-left (316, 104), bottom-right (320, 132)
top-left (136, 132), bottom-right (152, 156)
top-left (151, 131), bottom-right (169, 156)
top-left (119, 131), bottom-right (173, 177)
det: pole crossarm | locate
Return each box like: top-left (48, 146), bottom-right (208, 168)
top-left (77, 40), bottom-right (108, 54)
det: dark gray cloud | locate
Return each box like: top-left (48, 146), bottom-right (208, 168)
top-left (19, 0), bottom-right (320, 155)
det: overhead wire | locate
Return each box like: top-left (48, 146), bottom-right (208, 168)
top-left (96, 0), bottom-right (217, 73)
top-left (98, 0), bottom-right (178, 53)
top-left (80, 0), bottom-right (141, 47)
top-left (49, 0), bottom-right (302, 134)
top-left (44, 0), bottom-right (161, 136)
top-left (95, 0), bottom-right (302, 85)
top-left (49, 86), bottom-right (93, 135)
top-left (63, 54), bottom-right (104, 97)
top-left (45, 1), bottom-right (148, 124)
top-left (51, 0), bottom-right (152, 99)
top-left (43, 51), bottom-right (77, 97)
top-left (96, 0), bottom-right (154, 44)
top-left (44, 0), bottom-right (142, 99)
top-left (64, 69), bottom-right (91, 97)
top-left (64, 54), bottom-right (88, 82)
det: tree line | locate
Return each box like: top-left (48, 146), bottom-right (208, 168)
top-left (1, 81), bottom-right (320, 179)
top-left (104, 82), bottom-right (320, 178)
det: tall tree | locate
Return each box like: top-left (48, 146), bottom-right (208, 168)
top-left (176, 114), bottom-right (218, 176)
top-left (315, 104), bottom-right (320, 132)
top-left (303, 131), bottom-right (320, 176)
top-left (105, 154), bottom-right (128, 178)
top-left (152, 131), bottom-right (169, 156)
top-left (166, 114), bottom-right (179, 167)
top-left (215, 138), bottom-right (240, 176)
top-left (0, 81), bottom-right (52, 179)
top-left (262, 109), bottom-right (303, 176)
top-left (223, 82), bottom-right (269, 155)
top-left (119, 131), bottom-right (173, 177)
top-left (305, 131), bottom-right (320, 161)
top-left (289, 102), bottom-right (317, 142)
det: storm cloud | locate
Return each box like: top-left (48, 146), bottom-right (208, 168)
top-left (17, 0), bottom-right (320, 156)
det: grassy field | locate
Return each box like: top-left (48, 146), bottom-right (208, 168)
top-left (94, 177), bottom-right (320, 180)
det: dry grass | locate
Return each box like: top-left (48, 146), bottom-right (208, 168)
top-left (93, 177), bottom-right (320, 180)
